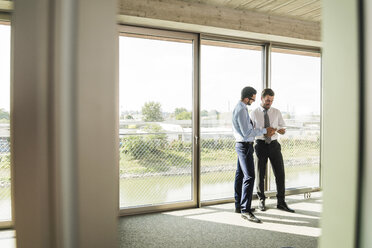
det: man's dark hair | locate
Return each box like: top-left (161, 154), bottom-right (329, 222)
top-left (261, 88), bottom-right (275, 98)
top-left (241, 86), bottom-right (257, 100)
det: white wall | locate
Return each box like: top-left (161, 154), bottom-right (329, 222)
top-left (320, 0), bottom-right (360, 247)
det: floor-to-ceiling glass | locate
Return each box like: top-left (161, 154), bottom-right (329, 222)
top-left (200, 39), bottom-right (263, 201)
top-left (119, 28), bottom-right (197, 209)
top-left (118, 26), bottom-right (322, 211)
top-left (270, 48), bottom-right (321, 190)
top-left (0, 23), bottom-right (11, 222)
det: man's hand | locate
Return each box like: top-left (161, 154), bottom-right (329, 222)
top-left (265, 127), bottom-right (276, 137)
top-left (277, 128), bottom-right (286, 135)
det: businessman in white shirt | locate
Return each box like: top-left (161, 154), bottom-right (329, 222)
top-left (250, 88), bottom-right (295, 213)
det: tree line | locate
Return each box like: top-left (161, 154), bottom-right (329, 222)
top-left (123, 102), bottom-right (218, 121)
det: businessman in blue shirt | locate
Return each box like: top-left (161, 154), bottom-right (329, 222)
top-left (233, 86), bottom-right (275, 223)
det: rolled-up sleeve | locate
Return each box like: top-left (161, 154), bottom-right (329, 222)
top-left (278, 111), bottom-right (286, 128)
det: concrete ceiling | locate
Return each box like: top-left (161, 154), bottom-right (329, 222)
top-left (119, 0), bottom-right (321, 42)
top-left (0, 0), bottom-right (322, 23)
top-left (181, 0), bottom-right (321, 22)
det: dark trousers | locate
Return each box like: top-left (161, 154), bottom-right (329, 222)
top-left (255, 140), bottom-right (285, 204)
top-left (234, 142), bottom-right (255, 213)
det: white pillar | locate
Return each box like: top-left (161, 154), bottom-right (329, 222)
top-left (320, 0), bottom-right (360, 247)
top-left (361, 0), bottom-right (372, 247)
top-left (12, 0), bottom-right (118, 247)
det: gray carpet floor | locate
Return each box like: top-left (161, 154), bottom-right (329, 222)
top-left (0, 193), bottom-right (321, 247)
top-left (119, 192), bottom-right (322, 248)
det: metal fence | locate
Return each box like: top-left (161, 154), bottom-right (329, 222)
top-left (119, 127), bottom-right (320, 207)
top-left (200, 134), bottom-right (236, 201)
top-left (0, 136), bottom-right (11, 222)
top-left (270, 136), bottom-right (320, 190)
top-left (0, 128), bottom-right (320, 213)
top-left (119, 132), bottom-right (193, 207)
top-left (201, 130), bottom-right (320, 201)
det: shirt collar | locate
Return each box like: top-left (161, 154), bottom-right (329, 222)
top-left (259, 105), bottom-right (270, 112)
top-left (238, 101), bottom-right (246, 108)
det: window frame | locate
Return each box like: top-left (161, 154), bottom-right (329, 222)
top-left (118, 26), bottom-right (322, 215)
top-left (0, 20), bottom-right (13, 229)
top-left (118, 25), bottom-right (200, 216)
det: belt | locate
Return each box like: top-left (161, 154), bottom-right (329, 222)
top-left (256, 139), bottom-right (278, 143)
top-left (238, 141), bottom-right (254, 145)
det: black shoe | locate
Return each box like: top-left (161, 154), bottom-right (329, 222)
top-left (235, 208), bottom-right (255, 213)
top-left (258, 200), bottom-right (266, 211)
top-left (277, 202), bottom-right (295, 213)
top-left (241, 212), bottom-right (262, 223)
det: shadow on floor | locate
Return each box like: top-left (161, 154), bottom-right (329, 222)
top-left (119, 193), bottom-right (321, 248)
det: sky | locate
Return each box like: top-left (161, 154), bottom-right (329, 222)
top-left (119, 35), bottom-right (321, 116)
top-left (119, 36), bottom-right (263, 114)
top-left (119, 36), bottom-right (193, 113)
top-left (0, 25), bottom-right (10, 112)
top-left (200, 44), bottom-right (262, 112)
top-left (0, 25), bottom-right (321, 116)
top-left (271, 52), bottom-right (321, 115)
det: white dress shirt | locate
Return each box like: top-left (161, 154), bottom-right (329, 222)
top-left (250, 105), bottom-right (286, 141)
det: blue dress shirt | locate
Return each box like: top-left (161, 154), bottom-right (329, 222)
top-left (232, 101), bottom-right (267, 142)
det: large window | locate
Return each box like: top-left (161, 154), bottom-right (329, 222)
top-left (118, 26), bottom-right (322, 213)
top-left (200, 39), bottom-right (263, 201)
top-left (119, 28), bottom-right (197, 209)
top-left (270, 48), bottom-right (321, 190)
top-left (0, 23), bottom-right (11, 223)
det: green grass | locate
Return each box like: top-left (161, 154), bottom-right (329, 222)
top-left (120, 142), bottom-right (320, 175)
top-left (0, 154), bottom-right (11, 181)
top-left (200, 148), bottom-right (236, 166)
